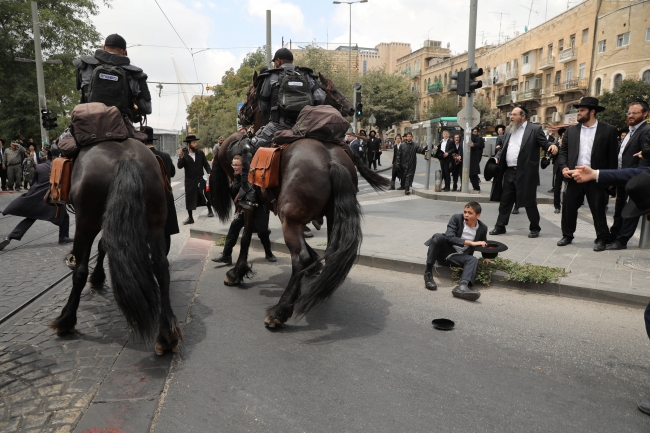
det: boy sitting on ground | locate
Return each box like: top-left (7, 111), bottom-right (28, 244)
top-left (424, 201), bottom-right (488, 301)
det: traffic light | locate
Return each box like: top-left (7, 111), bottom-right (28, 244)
top-left (449, 70), bottom-right (466, 96)
top-left (354, 82), bottom-right (362, 117)
top-left (40, 109), bottom-right (57, 131)
top-left (467, 67), bottom-right (483, 93)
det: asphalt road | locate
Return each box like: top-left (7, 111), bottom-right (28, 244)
top-left (154, 248), bottom-right (650, 433)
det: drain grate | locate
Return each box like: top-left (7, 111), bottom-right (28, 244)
top-left (621, 258), bottom-right (650, 273)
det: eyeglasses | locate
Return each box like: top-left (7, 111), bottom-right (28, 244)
top-left (231, 164), bottom-right (242, 167)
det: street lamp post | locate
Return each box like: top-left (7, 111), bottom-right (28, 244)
top-left (333, 0), bottom-right (368, 80)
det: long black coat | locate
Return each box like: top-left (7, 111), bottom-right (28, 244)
top-left (177, 148), bottom-right (211, 211)
top-left (396, 140), bottom-right (425, 178)
top-left (556, 121), bottom-right (618, 172)
top-left (469, 134), bottom-right (485, 176)
top-left (2, 160), bottom-right (66, 224)
top-left (490, 123), bottom-right (552, 208)
top-left (150, 146), bottom-right (180, 236)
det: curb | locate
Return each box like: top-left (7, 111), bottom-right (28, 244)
top-left (190, 228), bottom-right (649, 309)
top-left (412, 188), bottom-right (554, 205)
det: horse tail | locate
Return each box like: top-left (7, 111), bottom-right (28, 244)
top-left (102, 159), bottom-right (160, 339)
top-left (296, 162), bottom-right (362, 315)
top-left (352, 153), bottom-right (390, 192)
top-left (210, 157), bottom-right (232, 223)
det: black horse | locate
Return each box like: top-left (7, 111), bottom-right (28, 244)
top-left (50, 139), bottom-right (181, 355)
top-left (210, 73), bottom-right (389, 328)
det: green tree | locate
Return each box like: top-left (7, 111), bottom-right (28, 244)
top-left (0, 0), bottom-right (107, 143)
top-left (427, 96), bottom-right (460, 120)
top-left (598, 79), bottom-right (650, 129)
top-left (474, 98), bottom-right (499, 129)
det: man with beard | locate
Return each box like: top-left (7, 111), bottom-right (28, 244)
top-left (435, 130), bottom-right (456, 191)
top-left (177, 134), bottom-right (214, 225)
top-left (451, 134), bottom-right (463, 191)
top-left (469, 128), bottom-right (485, 192)
top-left (395, 132), bottom-right (426, 195)
top-left (489, 107), bottom-right (558, 238)
top-left (556, 97), bottom-right (619, 251)
top-left (390, 134), bottom-right (403, 190)
top-left (366, 130), bottom-right (382, 169)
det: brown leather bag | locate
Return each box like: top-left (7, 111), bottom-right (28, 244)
top-left (248, 147), bottom-right (283, 189)
top-left (71, 103), bottom-right (129, 146)
top-left (49, 157), bottom-right (73, 205)
top-left (273, 105), bottom-right (350, 145)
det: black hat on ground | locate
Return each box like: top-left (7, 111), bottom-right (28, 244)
top-left (143, 126), bottom-right (157, 143)
top-left (484, 157), bottom-right (500, 182)
top-left (622, 172), bottom-right (650, 218)
top-left (272, 48), bottom-right (293, 62)
top-left (104, 34), bottom-right (127, 50)
top-left (474, 240), bottom-right (508, 259)
top-left (183, 134), bottom-right (200, 143)
top-left (573, 96), bottom-right (606, 113)
top-left (431, 318), bottom-right (455, 331)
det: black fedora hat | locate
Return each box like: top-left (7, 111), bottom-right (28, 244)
top-left (484, 157), bottom-right (500, 182)
top-left (431, 318), bottom-right (455, 331)
top-left (183, 134), bottom-right (200, 143)
top-left (573, 96), bottom-right (606, 113)
top-left (143, 126), bottom-right (157, 142)
top-left (474, 240), bottom-right (508, 259)
top-left (622, 172), bottom-right (650, 218)
top-left (540, 156), bottom-right (551, 170)
top-left (495, 124), bottom-right (506, 132)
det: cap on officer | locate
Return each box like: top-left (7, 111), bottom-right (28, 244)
top-left (272, 48), bottom-right (293, 62)
top-left (104, 34), bottom-right (127, 49)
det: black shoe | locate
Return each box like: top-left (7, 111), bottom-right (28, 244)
top-left (303, 227), bottom-right (314, 238)
top-left (557, 236), bottom-right (572, 246)
top-left (405, 189), bottom-right (411, 195)
top-left (441, 188), bottom-right (450, 192)
top-left (638, 397), bottom-right (650, 416)
top-left (489, 228), bottom-right (506, 236)
top-left (311, 219), bottom-right (322, 231)
top-left (398, 186), bottom-right (406, 190)
top-left (58, 237), bottom-right (73, 244)
top-left (548, 189), bottom-right (554, 193)
top-left (511, 208), bottom-right (519, 214)
top-left (593, 241), bottom-right (607, 252)
top-left (207, 211), bottom-right (214, 218)
top-left (389, 185), bottom-right (395, 190)
top-left (265, 253), bottom-right (277, 262)
top-left (528, 231), bottom-right (540, 238)
top-left (452, 284), bottom-right (481, 301)
top-left (424, 272), bottom-right (437, 291)
top-left (212, 253), bottom-right (232, 265)
top-left (452, 186), bottom-right (458, 191)
top-left (0, 238), bottom-right (10, 251)
top-left (606, 240), bottom-right (627, 250)
top-left (554, 208), bottom-right (561, 214)
top-left (378, 163), bottom-right (382, 166)
top-left (183, 217), bottom-right (194, 225)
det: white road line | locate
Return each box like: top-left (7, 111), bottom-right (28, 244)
top-left (359, 195), bottom-right (421, 206)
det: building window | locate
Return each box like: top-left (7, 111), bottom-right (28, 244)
top-left (598, 40), bottom-right (606, 53)
top-left (582, 28), bottom-right (589, 45)
top-left (643, 70), bottom-right (650, 84)
top-left (548, 43), bottom-right (553, 58)
top-left (595, 78), bottom-right (601, 95)
top-left (616, 32), bottom-right (630, 47)
top-left (566, 67), bottom-right (573, 81)
top-left (555, 71), bottom-right (562, 85)
top-left (646, 28), bottom-right (650, 42)
top-left (546, 73), bottom-right (551, 88)
top-left (559, 39), bottom-right (564, 52)
top-left (569, 34), bottom-right (576, 48)
top-left (579, 63), bottom-right (586, 79)
top-left (522, 53), bottom-right (529, 65)
top-left (444, 73), bottom-right (447, 86)
top-left (614, 74), bottom-right (623, 91)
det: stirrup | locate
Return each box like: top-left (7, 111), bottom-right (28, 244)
top-left (239, 200), bottom-right (259, 210)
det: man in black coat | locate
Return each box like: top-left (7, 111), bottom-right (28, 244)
top-left (0, 151), bottom-right (72, 250)
top-left (0, 139), bottom-right (6, 190)
top-left (469, 128), bottom-right (485, 191)
top-left (423, 201), bottom-right (487, 301)
top-left (494, 124), bottom-right (506, 153)
top-left (607, 101), bottom-right (650, 250)
top-left (556, 97), bottom-right (619, 251)
top-left (435, 130), bottom-right (456, 191)
top-left (395, 132), bottom-right (425, 195)
top-left (177, 134), bottom-right (213, 225)
top-left (144, 127), bottom-right (180, 254)
top-left (366, 130), bottom-right (382, 169)
top-left (490, 106), bottom-right (558, 238)
top-left (390, 134), bottom-right (403, 190)
top-left (450, 134), bottom-right (463, 191)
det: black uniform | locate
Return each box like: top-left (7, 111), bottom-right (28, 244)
top-left (148, 146), bottom-right (180, 254)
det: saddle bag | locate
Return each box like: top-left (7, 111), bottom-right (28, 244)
top-left (274, 105), bottom-right (351, 145)
top-left (248, 147), bottom-right (283, 189)
top-left (49, 157), bottom-right (73, 205)
top-left (70, 102), bottom-right (129, 146)
top-left (56, 128), bottom-right (80, 158)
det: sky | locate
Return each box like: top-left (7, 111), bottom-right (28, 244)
top-left (92, 0), bottom-right (584, 131)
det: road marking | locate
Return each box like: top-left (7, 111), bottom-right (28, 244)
top-left (359, 195), bottom-right (421, 206)
top-left (171, 181), bottom-right (180, 187)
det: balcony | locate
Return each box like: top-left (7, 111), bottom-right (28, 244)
top-left (559, 47), bottom-right (578, 63)
top-left (553, 78), bottom-right (588, 94)
top-left (516, 88), bottom-right (542, 101)
top-left (505, 69), bottom-right (519, 81)
top-left (539, 56), bottom-right (555, 70)
top-left (427, 82), bottom-right (444, 95)
top-left (521, 61), bottom-right (537, 76)
top-left (497, 94), bottom-right (513, 106)
top-left (492, 74), bottom-right (503, 86)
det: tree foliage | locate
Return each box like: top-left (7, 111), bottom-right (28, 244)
top-left (0, 0), bottom-right (106, 143)
top-left (359, 68), bottom-right (418, 133)
top-left (598, 79), bottom-right (650, 129)
top-left (474, 97), bottom-right (499, 129)
top-left (427, 96), bottom-right (459, 120)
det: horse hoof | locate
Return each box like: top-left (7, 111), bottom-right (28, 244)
top-left (155, 341), bottom-right (180, 355)
top-left (54, 326), bottom-right (75, 335)
top-left (264, 315), bottom-right (285, 329)
top-left (224, 275), bottom-right (240, 286)
top-left (155, 343), bottom-right (164, 356)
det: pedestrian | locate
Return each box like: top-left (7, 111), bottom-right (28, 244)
top-left (177, 134), bottom-right (214, 225)
top-left (366, 130), bottom-right (381, 169)
top-left (551, 128), bottom-right (567, 213)
top-left (556, 97), bottom-right (618, 251)
top-left (390, 134), bottom-right (403, 190)
top-left (0, 151), bottom-right (73, 250)
top-left (0, 139), bottom-right (8, 191)
top-left (422, 201), bottom-right (487, 301)
top-left (395, 131), bottom-right (425, 195)
top-left (144, 126), bottom-right (179, 254)
top-left (469, 128), bottom-right (485, 192)
top-left (606, 101), bottom-right (650, 250)
top-left (377, 137), bottom-right (383, 166)
top-left (435, 130), bottom-right (456, 191)
top-left (212, 156), bottom-right (277, 265)
top-left (494, 124), bottom-right (506, 153)
top-left (212, 136), bottom-right (225, 160)
top-left (489, 106), bottom-right (558, 238)
top-left (22, 148), bottom-right (36, 189)
top-left (357, 130), bottom-right (368, 163)
top-left (451, 134), bottom-right (463, 191)
top-left (2, 140), bottom-right (27, 191)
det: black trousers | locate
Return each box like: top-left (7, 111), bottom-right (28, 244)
top-left (391, 166), bottom-right (402, 187)
top-left (367, 151), bottom-right (378, 169)
top-left (403, 173), bottom-right (415, 191)
top-left (440, 159), bottom-right (451, 189)
top-left (451, 164), bottom-right (461, 189)
top-left (9, 214), bottom-right (70, 241)
top-left (553, 167), bottom-right (564, 210)
top-left (495, 168), bottom-right (541, 232)
top-left (610, 186), bottom-right (640, 245)
top-left (0, 166), bottom-right (6, 189)
top-left (561, 179), bottom-right (609, 241)
top-left (426, 234), bottom-right (479, 286)
top-left (469, 174), bottom-right (480, 190)
top-left (223, 206), bottom-right (272, 256)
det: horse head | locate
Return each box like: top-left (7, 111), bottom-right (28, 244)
top-left (319, 73), bottom-right (355, 117)
top-left (239, 78), bottom-right (257, 128)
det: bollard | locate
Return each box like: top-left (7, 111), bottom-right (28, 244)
top-left (434, 170), bottom-right (442, 192)
top-left (639, 215), bottom-right (650, 249)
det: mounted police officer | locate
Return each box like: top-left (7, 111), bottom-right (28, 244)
top-left (73, 34), bottom-right (152, 123)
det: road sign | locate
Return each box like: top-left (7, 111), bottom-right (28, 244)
top-left (368, 113), bottom-right (376, 124)
top-left (457, 107), bottom-right (480, 129)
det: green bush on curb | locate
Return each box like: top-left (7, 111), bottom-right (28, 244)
top-left (214, 236), bottom-right (226, 247)
top-left (451, 257), bottom-right (567, 286)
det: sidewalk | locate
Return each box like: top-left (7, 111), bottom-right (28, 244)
top-left (190, 185), bottom-right (650, 308)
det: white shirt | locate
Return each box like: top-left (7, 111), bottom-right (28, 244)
top-left (33, 152), bottom-right (38, 164)
top-left (506, 121), bottom-right (528, 167)
top-left (577, 120), bottom-right (598, 167)
top-left (440, 138), bottom-right (450, 152)
top-left (189, 151), bottom-right (196, 161)
top-left (453, 221), bottom-right (478, 254)
top-left (618, 124), bottom-right (638, 169)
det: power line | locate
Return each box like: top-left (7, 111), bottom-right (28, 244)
top-left (127, 44), bottom-right (262, 50)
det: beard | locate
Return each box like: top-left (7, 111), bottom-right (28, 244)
top-left (577, 112), bottom-right (592, 124)
top-left (509, 120), bottom-right (523, 132)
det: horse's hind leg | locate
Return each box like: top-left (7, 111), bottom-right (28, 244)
top-left (88, 238), bottom-right (106, 289)
top-left (265, 223), bottom-right (310, 328)
top-left (150, 232), bottom-right (181, 355)
top-left (50, 228), bottom-right (98, 334)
